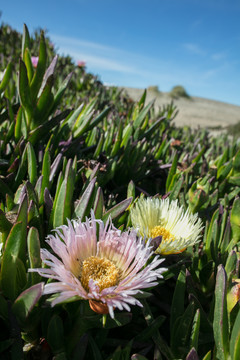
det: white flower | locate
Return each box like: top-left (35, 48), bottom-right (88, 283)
top-left (130, 197), bottom-right (203, 255)
top-left (30, 212), bottom-right (166, 318)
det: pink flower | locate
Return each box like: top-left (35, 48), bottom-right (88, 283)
top-left (77, 60), bottom-right (86, 68)
top-left (31, 213), bottom-right (166, 318)
top-left (31, 56), bottom-right (39, 68)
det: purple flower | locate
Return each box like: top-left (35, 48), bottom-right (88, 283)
top-left (30, 213), bottom-right (166, 318)
top-left (31, 56), bottom-right (39, 68)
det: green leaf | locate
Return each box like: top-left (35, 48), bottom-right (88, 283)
top-left (53, 160), bottom-right (75, 227)
top-left (0, 61), bottom-right (13, 94)
top-left (15, 143), bottom-right (28, 187)
top-left (21, 24), bottom-right (31, 59)
top-left (6, 193), bottom-right (15, 212)
top-left (14, 107), bottom-right (23, 141)
top-left (103, 197), bottom-right (132, 223)
top-left (119, 340), bottom-right (133, 360)
top-left (0, 177), bottom-right (14, 199)
top-left (93, 132), bottom-right (104, 158)
top-left (0, 209), bottom-right (12, 234)
top-left (26, 142), bottom-right (37, 185)
top-left (154, 136), bottom-right (167, 160)
top-left (75, 106), bottom-right (110, 138)
top-left (230, 197), bottom-right (240, 244)
top-left (33, 74), bottom-right (54, 128)
top-left (228, 175), bottom-right (240, 186)
top-left (233, 149), bottom-right (240, 172)
top-left (202, 351), bottom-right (211, 360)
top-left (28, 109), bottom-right (70, 145)
top-left (217, 160), bottom-right (233, 181)
top-left (213, 265), bottom-right (229, 360)
top-left (110, 120), bottom-right (123, 157)
top-left (169, 176), bottom-right (184, 201)
top-left (127, 180), bottom-right (135, 201)
top-left (121, 123), bottom-right (133, 148)
top-left (192, 146), bottom-right (205, 164)
top-left (0, 222), bottom-right (27, 300)
top-left (30, 31), bottom-right (47, 101)
top-left (216, 147), bottom-right (229, 169)
top-left (15, 193), bottom-right (28, 264)
top-left (49, 171), bottom-right (63, 229)
top-left (104, 312), bottom-right (132, 329)
top-left (50, 153), bottom-right (63, 184)
top-left (52, 72), bottom-right (73, 112)
top-left (140, 116), bottom-right (165, 141)
top-left (39, 54), bottom-right (58, 96)
top-left (205, 208), bottom-right (219, 260)
top-left (72, 98), bottom-right (97, 129)
top-left (141, 299), bottom-right (174, 360)
top-left (88, 335), bottom-right (103, 360)
top-left (24, 47), bottom-right (34, 83)
top-left (225, 250), bottom-right (237, 275)
top-left (14, 183), bottom-right (25, 204)
top-left (86, 126), bottom-right (97, 146)
top-left (18, 60), bottom-right (33, 120)
top-left (39, 149), bottom-right (51, 204)
top-left (103, 124), bottom-right (115, 154)
top-left (171, 302), bottom-right (196, 357)
top-left (73, 177), bottom-right (97, 220)
top-left (210, 219), bottom-right (220, 262)
top-left (109, 346), bottom-right (123, 360)
top-left (0, 339), bottom-right (15, 353)
top-left (93, 187), bottom-right (104, 219)
top-left (166, 151), bottom-right (178, 192)
top-left (12, 282), bottom-right (44, 325)
top-left (186, 348), bottom-right (199, 360)
top-left (71, 334), bottom-right (88, 360)
top-left (72, 110), bottom-right (94, 137)
top-left (134, 315), bottom-right (165, 342)
top-left (61, 103), bottom-right (84, 130)
top-left (220, 218), bottom-right (231, 254)
top-left (133, 99), bottom-right (154, 130)
top-left (138, 88), bottom-right (147, 108)
top-left (0, 294), bottom-right (9, 323)
top-left (86, 107), bottom-right (111, 133)
top-left (170, 266), bottom-right (186, 333)
top-left (47, 315), bottom-right (65, 355)
top-left (230, 309), bottom-right (240, 360)
top-left (27, 227), bottom-right (42, 285)
top-left (190, 309), bottom-right (200, 351)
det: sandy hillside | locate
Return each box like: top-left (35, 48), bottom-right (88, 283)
top-left (121, 87), bottom-right (240, 130)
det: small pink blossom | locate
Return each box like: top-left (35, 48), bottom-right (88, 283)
top-left (77, 60), bottom-right (86, 68)
top-left (31, 56), bottom-right (39, 68)
top-left (30, 213), bottom-right (166, 318)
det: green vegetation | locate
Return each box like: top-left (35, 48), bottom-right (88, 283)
top-left (170, 85), bottom-right (191, 99)
top-left (147, 85), bottom-right (161, 94)
top-left (0, 22), bottom-right (239, 360)
top-left (225, 120), bottom-right (240, 137)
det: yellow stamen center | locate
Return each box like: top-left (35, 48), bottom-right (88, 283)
top-left (80, 256), bottom-right (119, 291)
top-left (150, 226), bottom-right (174, 241)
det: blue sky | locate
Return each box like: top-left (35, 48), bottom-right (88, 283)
top-left (1, 0), bottom-right (240, 105)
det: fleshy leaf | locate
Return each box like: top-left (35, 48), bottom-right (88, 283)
top-left (103, 197), bottom-right (132, 223)
top-left (213, 265), bottom-right (229, 360)
top-left (12, 282), bottom-right (44, 325)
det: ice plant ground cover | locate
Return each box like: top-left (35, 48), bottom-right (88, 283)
top-left (31, 213), bottom-right (166, 318)
top-left (130, 196), bottom-right (203, 255)
top-left (0, 23), bottom-right (240, 359)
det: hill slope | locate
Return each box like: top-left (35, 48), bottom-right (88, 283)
top-left (122, 87), bottom-right (240, 130)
